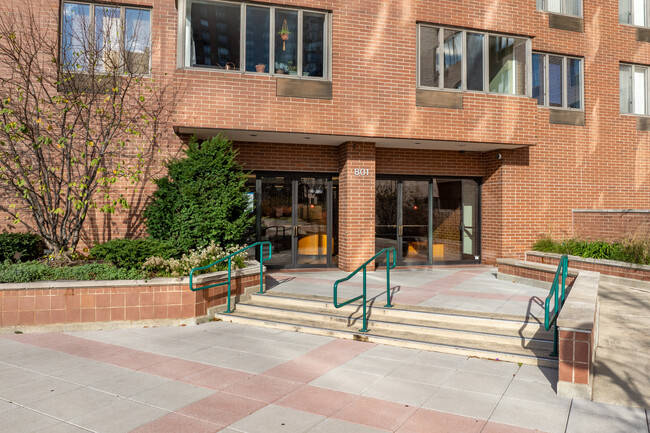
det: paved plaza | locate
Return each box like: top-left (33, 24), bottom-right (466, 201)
top-left (1, 320), bottom-right (648, 433)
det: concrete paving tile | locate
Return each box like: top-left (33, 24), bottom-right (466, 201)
top-left (340, 354), bottom-right (405, 376)
top-left (54, 360), bottom-right (127, 385)
top-left (442, 370), bottom-right (512, 396)
top-left (0, 366), bottom-right (43, 391)
top-left (396, 407), bottom-right (486, 433)
top-left (182, 346), bottom-right (245, 365)
top-left (130, 379), bottom-right (216, 411)
top-left (514, 364), bottom-right (558, 385)
top-left (0, 399), bottom-right (18, 414)
top-left (261, 358), bottom-right (333, 384)
top-left (422, 386), bottom-right (500, 420)
top-left (277, 385), bottom-right (356, 417)
top-left (362, 376), bottom-right (437, 407)
top-left (480, 421), bottom-right (542, 433)
top-left (88, 371), bottom-right (170, 397)
top-left (138, 357), bottom-right (212, 380)
top-left (0, 376), bottom-right (81, 405)
top-left (489, 397), bottom-right (569, 433)
top-left (332, 395), bottom-right (417, 431)
top-left (362, 345), bottom-right (421, 362)
top-left (272, 330), bottom-right (334, 347)
top-left (229, 405), bottom-right (325, 433)
top-left (570, 397), bottom-right (647, 418)
top-left (248, 341), bottom-right (315, 359)
top-left (503, 379), bottom-right (570, 406)
top-left (141, 340), bottom-right (209, 358)
top-left (181, 366), bottom-right (252, 390)
top-left (310, 367), bottom-right (383, 395)
top-left (389, 362), bottom-right (455, 386)
top-left (216, 353), bottom-right (289, 374)
top-left (177, 391), bottom-right (265, 426)
top-left (130, 412), bottom-right (222, 433)
top-left (223, 374), bottom-right (303, 403)
top-left (28, 386), bottom-right (120, 421)
top-left (565, 407), bottom-right (648, 433)
top-left (0, 339), bottom-right (37, 356)
top-left (411, 350), bottom-right (468, 369)
top-left (308, 418), bottom-right (390, 433)
top-left (33, 422), bottom-right (90, 433)
top-left (460, 357), bottom-right (520, 377)
top-left (68, 398), bottom-right (167, 433)
top-left (0, 407), bottom-right (60, 433)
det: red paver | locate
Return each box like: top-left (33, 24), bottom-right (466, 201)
top-left (277, 385), bottom-right (357, 417)
top-left (396, 408), bottom-right (486, 433)
top-left (176, 392), bottom-right (266, 426)
top-left (130, 412), bottom-right (223, 433)
top-left (181, 366), bottom-right (251, 390)
top-left (333, 396), bottom-right (417, 431)
top-left (481, 421), bottom-right (543, 433)
top-left (222, 374), bottom-right (303, 403)
top-left (139, 358), bottom-right (212, 380)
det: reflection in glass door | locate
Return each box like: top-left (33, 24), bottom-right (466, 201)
top-left (259, 177), bottom-right (293, 267)
top-left (433, 180), bottom-right (462, 261)
top-left (401, 181), bottom-right (430, 264)
top-left (297, 178), bottom-right (328, 265)
top-left (375, 180), bottom-right (398, 264)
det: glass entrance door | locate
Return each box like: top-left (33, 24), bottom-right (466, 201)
top-left (376, 176), bottom-right (480, 266)
top-left (256, 173), bottom-right (336, 268)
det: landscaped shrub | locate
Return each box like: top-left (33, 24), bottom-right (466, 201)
top-left (144, 135), bottom-right (254, 251)
top-left (142, 242), bottom-right (247, 277)
top-left (533, 237), bottom-right (650, 265)
top-left (0, 261), bottom-right (146, 284)
top-left (90, 238), bottom-right (184, 269)
top-left (0, 233), bottom-right (45, 262)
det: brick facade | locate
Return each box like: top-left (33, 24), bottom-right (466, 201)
top-left (1, 0), bottom-right (650, 269)
top-left (572, 210), bottom-right (650, 242)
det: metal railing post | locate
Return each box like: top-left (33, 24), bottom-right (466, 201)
top-left (259, 243), bottom-right (265, 294)
top-left (360, 266), bottom-right (368, 332)
top-left (225, 257), bottom-right (233, 314)
top-left (385, 249), bottom-right (393, 308)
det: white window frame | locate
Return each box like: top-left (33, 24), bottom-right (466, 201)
top-left (619, 0), bottom-right (650, 28)
top-left (532, 52), bottom-right (584, 111)
top-left (177, 0), bottom-right (331, 81)
top-left (416, 24), bottom-right (532, 97)
top-left (61, 1), bottom-right (153, 74)
top-left (620, 63), bottom-right (650, 115)
top-left (536, 0), bottom-right (583, 18)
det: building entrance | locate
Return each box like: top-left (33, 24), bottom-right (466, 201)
top-left (375, 176), bottom-right (480, 265)
top-left (252, 173), bottom-right (338, 268)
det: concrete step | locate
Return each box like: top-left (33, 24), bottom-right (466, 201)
top-left (241, 293), bottom-right (554, 341)
top-left (216, 292), bottom-right (558, 368)
top-left (217, 311), bottom-right (557, 368)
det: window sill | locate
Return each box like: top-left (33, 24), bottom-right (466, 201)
top-left (179, 66), bottom-right (330, 82)
top-left (545, 108), bottom-right (585, 126)
top-left (416, 86), bottom-right (530, 100)
top-left (621, 113), bottom-right (650, 130)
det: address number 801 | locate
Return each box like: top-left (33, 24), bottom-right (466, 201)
top-left (354, 168), bottom-right (370, 176)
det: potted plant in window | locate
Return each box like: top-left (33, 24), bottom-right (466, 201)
top-left (255, 63), bottom-right (266, 73)
top-left (278, 19), bottom-right (290, 51)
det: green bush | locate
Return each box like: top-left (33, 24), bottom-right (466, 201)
top-left (0, 261), bottom-right (147, 283)
top-left (0, 233), bottom-right (45, 262)
top-left (532, 237), bottom-right (650, 265)
top-left (144, 135), bottom-right (254, 251)
top-left (90, 238), bottom-right (184, 269)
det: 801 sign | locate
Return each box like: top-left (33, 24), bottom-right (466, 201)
top-left (353, 168), bottom-right (370, 176)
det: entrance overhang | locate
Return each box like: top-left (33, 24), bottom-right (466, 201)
top-left (173, 127), bottom-right (532, 152)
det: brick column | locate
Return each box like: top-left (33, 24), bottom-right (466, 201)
top-left (338, 142), bottom-right (376, 272)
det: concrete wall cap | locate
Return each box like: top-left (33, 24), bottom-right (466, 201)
top-left (557, 271), bottom-right (599, 331)
top-left (0, 261), bottom-right (264, 291)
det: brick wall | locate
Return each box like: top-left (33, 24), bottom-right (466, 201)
top-left (572, 210), bottom-right (650, 242)
top-left (0, 273), bottom-right (260, 329)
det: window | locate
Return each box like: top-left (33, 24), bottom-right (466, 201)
top-left (182, 1), bottom-right (329, 79)
top-left (537, 0), bottom-right (582, 17)
top-left (61, 2), bottom-right (151, 74)
top-left (418, 24), bottom-right (529, 96)
top-left (620, 64), bottom-right (650, 114)
top-left (532, 53), bottom-right (583, 109)
top-left (620, 0), bottom-right (650, 26)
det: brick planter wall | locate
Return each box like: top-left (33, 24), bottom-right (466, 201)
top-left (496, 262), bottom-right (577, 287)
top-left (526, 251), bottom-right (650, 281)
top-left (0, 266), bottom-right (262, 331)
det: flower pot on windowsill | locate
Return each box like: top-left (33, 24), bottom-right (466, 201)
top-left (275, 69), bottom-right (285, 74)
top-left (256, 64), bottom-right (266, 73)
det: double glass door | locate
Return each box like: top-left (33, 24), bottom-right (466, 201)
top-left (375, 177), bottom-right (480, 265)
top-left (254, 174), bottom-right (338, 268)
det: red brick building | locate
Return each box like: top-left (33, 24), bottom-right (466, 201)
top-left (4, 0), bottom-right (650, 271)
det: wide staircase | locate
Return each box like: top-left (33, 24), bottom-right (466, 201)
top-left (217, 290), bottom-right (557, 367)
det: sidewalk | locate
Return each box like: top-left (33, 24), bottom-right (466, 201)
top-left (1, 321), bottom-right (648, 433)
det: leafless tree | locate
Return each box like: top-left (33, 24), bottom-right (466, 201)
top-left (0, 3), bottom-right (175, 256)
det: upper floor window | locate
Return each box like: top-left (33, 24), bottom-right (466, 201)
top-left (417, 24), bottom-right (529, 96)
top-left (537, 0), bottom-right (582, 17)
top-left (620, 0), bottom-right (650, 26)
top-left (620, 63), bottom-right (650, 114)
top-left (61, 2), bottom-right (151, 74)
top-left (532, 53), bottom-right (583, 110)
top-left (181, 0), bottom-right (330, 79)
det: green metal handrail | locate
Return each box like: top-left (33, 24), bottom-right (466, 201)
top-left (544, 254), bottom-right (568, 357)
top-left (189, 241), bottom-right (272, 314)
top-left (333, 248), bottom-right (397, 333)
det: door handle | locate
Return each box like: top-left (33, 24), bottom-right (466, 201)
top-left (294, 226), bottom-right (298, 237)
top-left (398, 225), bottom-right (403, 237)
